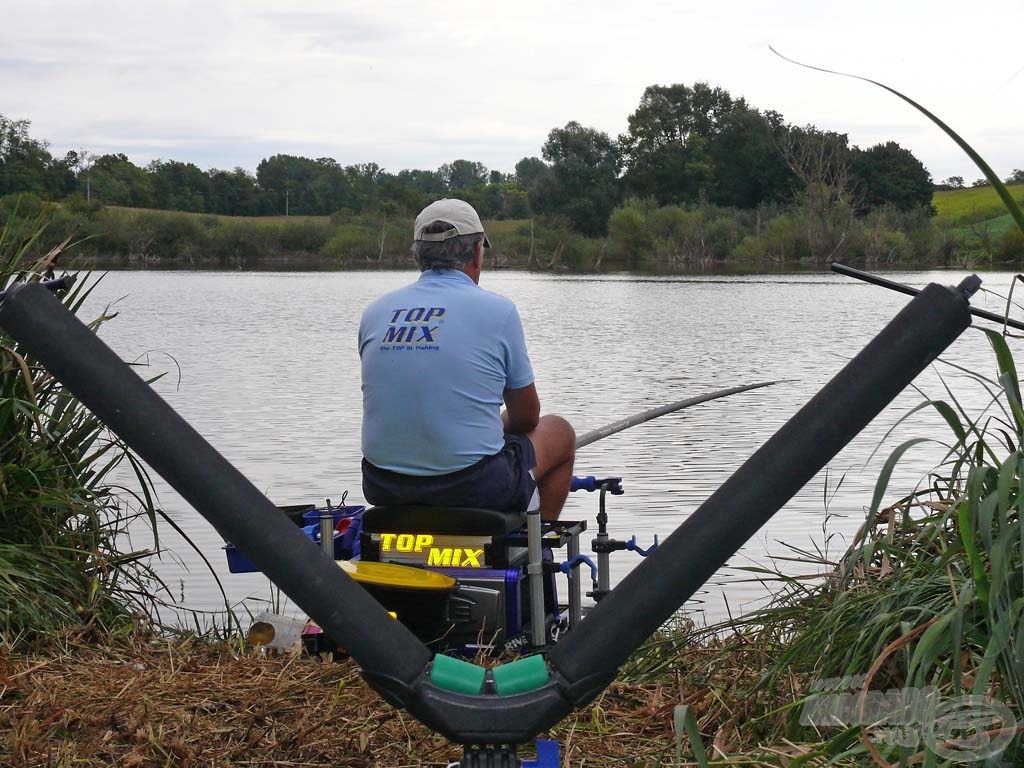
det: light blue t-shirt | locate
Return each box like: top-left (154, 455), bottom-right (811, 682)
top-left (359, 269), bottom-right (535, 475)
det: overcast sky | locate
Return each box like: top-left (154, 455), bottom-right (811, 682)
top-left (3, 0), bottom-right (1021, 183)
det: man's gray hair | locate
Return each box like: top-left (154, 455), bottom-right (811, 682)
top-left (413, 221), bottom-right (483, 271)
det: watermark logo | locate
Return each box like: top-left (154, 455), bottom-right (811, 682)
top-left (801, 675), bottom-right (1017, 762)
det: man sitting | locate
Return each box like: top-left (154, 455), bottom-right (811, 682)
top-left (358, 199), bottom-right (575, 521)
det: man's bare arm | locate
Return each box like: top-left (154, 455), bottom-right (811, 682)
top-left (502, 384), bottom-right (541, 434)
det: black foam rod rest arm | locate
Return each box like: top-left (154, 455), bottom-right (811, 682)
top-left (0, 283), bottom-right (431, 687)
top-left (549, 279), bottom-right (975, 697)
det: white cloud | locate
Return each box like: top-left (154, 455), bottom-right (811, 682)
top-left (1, 0), bottom-right (1020, 179)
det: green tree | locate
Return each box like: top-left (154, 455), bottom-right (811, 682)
top-left (619, 82), bottom-right (738, 205)
top-left (439, 159), bottom-right (488, 191)
top-left (0, 115), bottom-right (62, 198)
top-left (148, 159), bottom-right (211, 212)
top-left (534, 121), bottom-right (620, 236)
top-left (343, 162), bottom-right (386, 213)
top-left (1006, 169), bottom-right (1024, 184)
top-left (850, 141), bottom-right (933, 212)
top-left (707, 108), bottom-right (797, 208)
top-left (88, 153), bottom-right (154, 207)
top-left (396, 168), bottom-right (446, 199)
top-left (308, 158), bottom-right (353, 214)
top-left (375, 173), bottom-right (422, 215)
top-left (498, 184), bottom-right (531, 219)
top-left (256, 154), bottom-right (319, 215)
top-left (513, 157), bottom-right (551, 192)
top-left (208, 167), bottom-right (266, 215)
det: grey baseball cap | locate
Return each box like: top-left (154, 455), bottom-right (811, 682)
top-left (413, 198), bottom-right (491, 248)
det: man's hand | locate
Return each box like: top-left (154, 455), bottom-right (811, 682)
top-left (502, 384), bottom-right (540, 434)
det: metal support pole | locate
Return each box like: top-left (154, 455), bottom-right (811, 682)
top-left (526, 509), bottom-right (546, 648)
top-left (566, 532), bottom-right (581, 627)
top-left (319, 501), bottom-right (334, 559)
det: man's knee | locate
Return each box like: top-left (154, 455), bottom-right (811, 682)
top-left (538, 414), bottom-right (575, 459)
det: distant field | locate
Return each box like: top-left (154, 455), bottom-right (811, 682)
top-left (103, 205), bottom-right (529, 233)
top-left (933, 183), bottom-right (1024, 222)
top-left (105, 206), bottom-right (330, 224)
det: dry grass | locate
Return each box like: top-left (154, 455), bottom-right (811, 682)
top-left (0, 635), bottom-right (710, 767)
top-left (1, 636), bottom-right (452, 767)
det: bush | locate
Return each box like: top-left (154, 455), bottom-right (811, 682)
top-left (0, 191), bottom-right (45, 216)
top-left (134, 211), bottom-right (208, 261)
top-left (741, 211), bottom-right (810, 264)
top-left (206, 220), bottom-right (275, 262)
top-left (62, 193), bottom-right (105, 219)
top-left (278, 220), bottom-right (333, 253)
top-left (0, 211), bottom-right (160, 644)
top-left (321, 223), bottom-right (381, 263)
top-left (996, 227), bottom-right (1024, 262)
top-left (608, 200), bottom-right (655, 268)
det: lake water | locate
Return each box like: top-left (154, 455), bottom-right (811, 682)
top-left (82, 268), bottom-right (1023, 628)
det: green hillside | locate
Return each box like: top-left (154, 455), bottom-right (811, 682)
top-left (933, 183), bottom-right (1024, 223)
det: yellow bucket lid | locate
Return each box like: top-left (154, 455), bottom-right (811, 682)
top-left (338, 560), bottom-right (456, 591)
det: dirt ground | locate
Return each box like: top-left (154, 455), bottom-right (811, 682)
top-left (0, 637), bottom-right (689, 767)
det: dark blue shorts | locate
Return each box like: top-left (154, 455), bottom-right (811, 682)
top-left (362, 434), bottom-right (538, 511)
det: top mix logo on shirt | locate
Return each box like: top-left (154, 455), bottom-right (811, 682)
top-left (380, 307), bottom-right (445, 351)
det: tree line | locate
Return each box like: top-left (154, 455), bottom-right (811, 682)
top-left (2, 82), bottom-right (946, 236)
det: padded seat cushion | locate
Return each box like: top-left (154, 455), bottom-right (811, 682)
top-left (362, 505), bottom-right (527, 535)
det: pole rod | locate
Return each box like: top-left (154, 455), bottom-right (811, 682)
top-left (574, 381), bottom-right (780, 450)
top-left (831, 262), bottom-right (1024, 332)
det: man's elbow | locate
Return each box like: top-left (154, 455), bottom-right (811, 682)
top-left (506, 412), bottom-right (539, 434)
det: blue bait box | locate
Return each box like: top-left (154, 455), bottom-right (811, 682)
top-left (223, 503), bottom-right (365, 573)
top-left (302, 504), bottom-right (365, 560)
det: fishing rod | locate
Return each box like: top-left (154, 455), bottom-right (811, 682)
top-left (574, 380), bottom-right (781, 449)
top-left (832, 262), bottom-right (1024, 332)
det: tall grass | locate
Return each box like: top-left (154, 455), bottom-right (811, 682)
top-left (623, 64), bottom-right (1024, 764)
top-left (623, 332), bottom-right (1024, 764)
top-left (0, 204), bottom-right (163, 646)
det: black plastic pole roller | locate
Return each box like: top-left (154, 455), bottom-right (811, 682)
top-left (548, 277), bottom-right (977, 700)
top-left (0, 283), bottom-right (431, 688)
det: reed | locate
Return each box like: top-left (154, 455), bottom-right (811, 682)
top-left (620, 333), bottom-right (1024, 764)
top-left (0, 203), bottom-right (163, 646)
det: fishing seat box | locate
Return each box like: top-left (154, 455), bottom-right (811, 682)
top-left (360, 505), bottom-right (527, 567)
top-left (359, 506), bottom-right (531, 648)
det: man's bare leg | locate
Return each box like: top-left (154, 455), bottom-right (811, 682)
top-left (524, 415), bottom-right (575, 521)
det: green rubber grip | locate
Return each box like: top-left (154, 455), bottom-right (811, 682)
top-left (429, 654), bottom-right (486, 695)
top-left (492, 654), bottom-right (550, 695)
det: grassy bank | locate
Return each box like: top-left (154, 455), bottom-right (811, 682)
top-left (934, 183), bottom-right (1024, 222)
top-left (5, 186), bottom-right (1024, 274)
top-left (933, 184), bottom-right (1024, 266)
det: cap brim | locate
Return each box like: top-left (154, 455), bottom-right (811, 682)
top-left (483, 235), bottom-right (491, 248)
